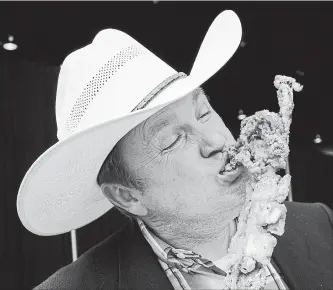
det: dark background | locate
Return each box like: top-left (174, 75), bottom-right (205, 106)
top-left (1, 2), bottom-right (333, 289)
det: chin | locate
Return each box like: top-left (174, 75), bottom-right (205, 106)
top-left (231, 172), bottom-right (249, 194)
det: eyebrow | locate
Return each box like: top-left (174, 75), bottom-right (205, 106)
top-left (193, 87), bottom-right (211, 104)
top-left (145, 115), bottom-right (173, 142)
top-left (145, 87), bottom-right (211, 142)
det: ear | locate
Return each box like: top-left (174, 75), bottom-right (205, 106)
top-left (101, 183), bottom-right (148, 216)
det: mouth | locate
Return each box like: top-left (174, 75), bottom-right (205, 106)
top-left (217, 152), bottom-right (243, 183)
top-left (217, 167), bottom-right (243, 183)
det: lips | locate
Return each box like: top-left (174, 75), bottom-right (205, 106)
top-left (217, 152), bottom-right (243, 183)
top-left (218, 152), bottom-right (229, 175)
top-left (217, 167), bottom-right (243, 183)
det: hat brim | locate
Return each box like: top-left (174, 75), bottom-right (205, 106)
top-left (17, 10), bottom-right (242, 236)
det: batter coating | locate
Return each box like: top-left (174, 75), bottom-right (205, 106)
top-left (222, 75), bottom-right (303, 289)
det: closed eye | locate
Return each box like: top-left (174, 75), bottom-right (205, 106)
top-left (163, 134), bottom-right (183, 152)
top-left (200, 111), bottom-right (211, 119)
top-left (163, 111), bottom-right (211, 152)
top-left (162, 96), bottom-right (211, 152)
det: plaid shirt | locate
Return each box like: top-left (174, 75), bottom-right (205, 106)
top-left (136, 218), bottom-right (289, 290)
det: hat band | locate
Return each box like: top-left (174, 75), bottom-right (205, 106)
top-left (131, 72), bottom-right (187, 112)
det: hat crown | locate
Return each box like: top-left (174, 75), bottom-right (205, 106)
top-left (56, 29), bottom-right (177, 141)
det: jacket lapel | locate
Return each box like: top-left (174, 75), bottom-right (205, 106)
top-left (272, 201), bottom-right (333, 290)
top-left (117, 220), bottom-right (174, 290)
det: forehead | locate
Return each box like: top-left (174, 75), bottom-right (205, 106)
top-left (151, 87), bottom-right (208, 119)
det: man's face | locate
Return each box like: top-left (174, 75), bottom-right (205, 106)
top-left (122, 88), bottom-right (248, 227)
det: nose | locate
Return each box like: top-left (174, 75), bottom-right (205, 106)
top-left (200, 130), bottom-right (227, 158)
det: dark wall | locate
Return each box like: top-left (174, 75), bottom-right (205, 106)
top-left (1, 56), bottom-right (72, 290)
top-left (289, 142), bottom-right (333, 208)
top-left (0, 55), bottom-right (131, 290)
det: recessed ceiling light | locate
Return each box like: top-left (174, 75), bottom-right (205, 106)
top-left (237, 109), bottom-right (247, 120)
top-left (313, 134), bottom-right (323, 144)
top-left (3, 35), bottom-right (18, 51)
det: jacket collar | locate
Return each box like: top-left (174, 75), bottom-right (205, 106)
top-left (117, 220), bottom-right (174, 290)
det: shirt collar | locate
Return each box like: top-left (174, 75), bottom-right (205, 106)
top-left (135, 217), bottom-right (227, 276)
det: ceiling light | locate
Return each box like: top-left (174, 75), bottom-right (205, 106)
top-left (313, 134), bottom-right (322, 144)
top-left (319, 146), bottom-right (333, 157)
top-left (237, 109), bottom-right (247, 120)
top-left (3, 35), bottom-right (18, 51)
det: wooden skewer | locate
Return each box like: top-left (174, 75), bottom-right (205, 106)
top-left (190, 268), bottom-right (227, 280)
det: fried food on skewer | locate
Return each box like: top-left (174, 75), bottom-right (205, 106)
top-left (222, 75), bottom-right (303, 289)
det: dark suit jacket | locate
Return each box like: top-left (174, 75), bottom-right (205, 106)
top-left (34, 201), bottom-right (333, 290)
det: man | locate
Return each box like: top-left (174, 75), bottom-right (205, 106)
top-left (17, 10), bottom-right (333, 290)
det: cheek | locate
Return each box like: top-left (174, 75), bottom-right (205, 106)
top-left (162, 150), bottom-right (204, 182)
top-left (145, 168), bottom-right (207, 211)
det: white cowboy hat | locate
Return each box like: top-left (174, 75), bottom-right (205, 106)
top-left (16, 10), bottom-right (242, 236)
